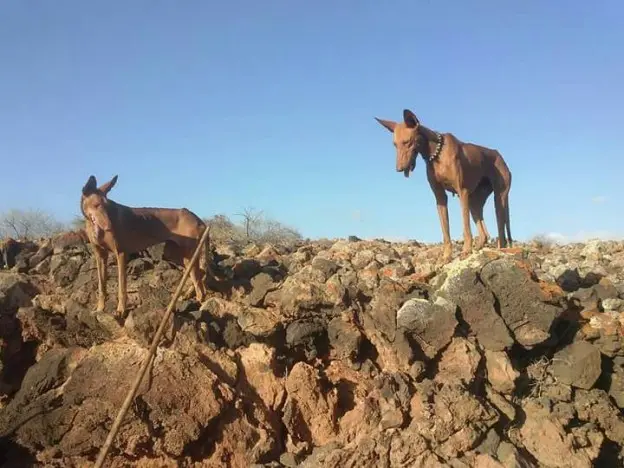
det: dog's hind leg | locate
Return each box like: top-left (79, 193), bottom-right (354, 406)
top-left (183, 243), bottom-right (207, 304)
top-left (493, 192), bottom-right (508, 249)
top-left (469, 179), bottom-right (493, 250)
top-left (502, 188), bottom-right (512, 247)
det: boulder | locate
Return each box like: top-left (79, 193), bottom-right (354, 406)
top-left (573, 388), bottom-right (624, 444)
top-left (410, 381), bottom-right (499, 459)
top-left (327, 313), bottom-right (363, 361)
top-left (435, 337), bottom-right (482, 385)
top-left (360, 280), bottom-right (418, 373)
top-left (0, 273), bottom-right (37, 311)
top-left (480, 258), bottom-right (564, 348)
top-left (550, 341), bottom-right (602, 390)
top-left (396, 297), bottom-right (458, 359)
top-left (484, 350), bottom-right (520, 394)
top-left (247, 272), bottom-right (280, 307)
top-left (0, 342), bottom-right (236, 460)
top-left (264, 273), bottom-right (333, 316)
top-left (286, 319), bottom-right (328, 360)
top-left (436, 265), bottom-right (513, 351)
top-left (282, 362), bottom-right (338, 451)
top-left (608, 356), bottom-right (624, 408)
top-left (238, 343), bottom-right (286, 411)
top-left (519, 400), bottom-right (600, 467)
top-left (367, 280), bottom-right (407, 343)
top-left (299, 432), bottom-right (435, 468)
top-left (497, 441), bottom-right (538, 468)
top-left (49, 254), bottom-right (85, 287)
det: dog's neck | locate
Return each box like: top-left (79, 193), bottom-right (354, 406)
top-left (417, 125), bottom-right (444, 162)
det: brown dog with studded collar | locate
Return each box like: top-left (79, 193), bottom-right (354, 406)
top-left (375, 109), bottom-right (512, 262)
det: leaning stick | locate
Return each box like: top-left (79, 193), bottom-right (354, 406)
top-left (94, 226), bottom-right (211, 468)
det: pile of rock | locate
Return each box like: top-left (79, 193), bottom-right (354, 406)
top-left (0, 235), bottom-right (623, 467)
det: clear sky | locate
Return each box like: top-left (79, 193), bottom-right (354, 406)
top-left (1, 1), bottom-right (622, 243)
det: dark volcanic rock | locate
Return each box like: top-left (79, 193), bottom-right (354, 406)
top-left (327, 313), bottom-right (363, 361)
top-left (480, 258), bottom-right (564, 348)
top-left (311, 257), bottom-right (339, 281)
top-left (437, 266), bottom-right (514, 351)
top-left (550, 340), bottom-right (602, 390)
top-left (366, 280), bottom-right (408, 343)
top-left (49, 254), bottom-right (84, 287)
top-left (286, 319), bottom-right (328, 360)
top-left (247, 272), bottom-right (280, 307)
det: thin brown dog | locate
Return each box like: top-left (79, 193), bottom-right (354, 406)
top-left (80, 175), bottom-right (214, 317)
top-left (375, 109), bottom-right (512, 262)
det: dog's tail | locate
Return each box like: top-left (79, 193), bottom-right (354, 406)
top-left (504, 170), bottom-right (512, 247)
top-left (505, 197), bottom-right (513, 247)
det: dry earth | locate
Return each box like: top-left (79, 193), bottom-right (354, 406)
top-left (1, 232), bottom-right (624, 467)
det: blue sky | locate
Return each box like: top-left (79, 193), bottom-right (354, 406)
top-left (1, 1), bottom-right (622, 243)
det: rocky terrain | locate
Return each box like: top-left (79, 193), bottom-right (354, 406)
top-left (1, 232), bottom-right (624, 467)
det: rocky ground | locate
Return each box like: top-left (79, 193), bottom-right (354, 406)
top-left (1, 232), bottom-right (624, 467)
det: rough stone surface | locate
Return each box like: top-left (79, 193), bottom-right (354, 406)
top-left (396, 297), bottom-right (457, 359)
top-left (327, 313), bottom-right (363, 361)
top-left (608, 356), bottom-right (624, 409)
top-left (436, 265), bottom-right (514, 351)
top-left (484, 350), bottom-right (520, 394)
top-left (480, 258), bottom-right (564, 348)
top-left (550, 341), bottom-right (602, 390)
top-left (1, 237), bottom-right (624, 467)
top-left (436, 337), bottom-right (482, 385)
top-left (518, 400), bottom-right (599, 467)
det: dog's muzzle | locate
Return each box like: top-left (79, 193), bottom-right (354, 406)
top-left (399, 155), bottom-right (417, 178)
top-left (90, 214), bottom-right (108, 238)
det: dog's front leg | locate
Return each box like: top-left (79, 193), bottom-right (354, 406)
top-left (430, 183), bottom-right (452, 263)
top-left (95, 247), bottom-right (108, 312)
top-left (459, 189), bottom-right (473, 258)
top-left (115, 251), bottom-right (127, 317)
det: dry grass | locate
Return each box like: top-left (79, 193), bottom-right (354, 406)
top-left (525, 356), bottom-right (552, 399)
top-left (529, 234), bottom-right (557, 254)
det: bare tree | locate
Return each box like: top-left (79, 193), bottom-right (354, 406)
top-left (234, 207), bottom-right (264, 240)
top-left (0, 209), bottom-right (66, 240)
top-left (233, 207), bottom-right (302, 245)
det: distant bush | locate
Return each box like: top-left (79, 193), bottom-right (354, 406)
top-left (530, 233), bottom-right (557, 251)
top-left (204, 208), bottom-right (302, 246)
top-left (0, 209), bottom-right (66, 240)
top-left (204, 214), bottom-right (245, 244)
top-left (0, 205), bottom-right (302, 247)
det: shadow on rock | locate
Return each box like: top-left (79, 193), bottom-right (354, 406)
top-left (0, 436), bottom-right (37, 467)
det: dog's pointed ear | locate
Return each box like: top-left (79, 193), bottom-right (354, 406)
top-left (82, 175), bottom-right (97, 196)
top-left (374, 117), bottom-right (397, 133)
top-left (98, 175), bottom-right (118, 195)
top-left (403, 109), bottom-right (420, 128)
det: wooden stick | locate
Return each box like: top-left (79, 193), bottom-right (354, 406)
top-left (93, 225), bottom-right (211, 468)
